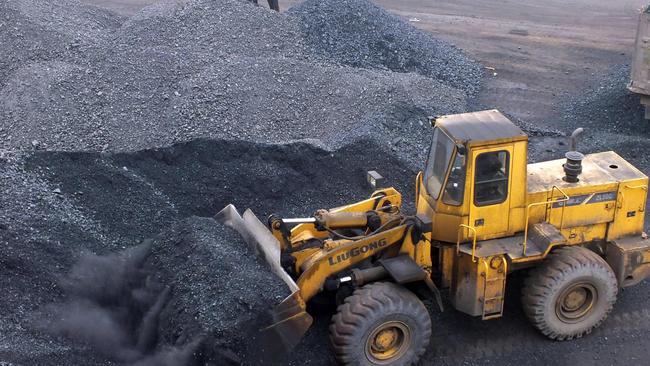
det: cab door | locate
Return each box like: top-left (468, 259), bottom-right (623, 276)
top-left (469, 145), bottom-right (513, 240)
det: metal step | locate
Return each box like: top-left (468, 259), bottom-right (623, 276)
top-left (480, 257), bottom-right (507, 319)
top-left (458, 222), bottom-right (567, 261)
top-left (527, 221), bottom-right (567, 256)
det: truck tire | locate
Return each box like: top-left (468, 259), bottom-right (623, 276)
top-left (522, 246), bottom-right (618, 340)
top-left (329, 282), bottom-right (431, 365)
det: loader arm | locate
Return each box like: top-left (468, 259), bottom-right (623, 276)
top-left (285, 188), bottom-right (403, 247)
top-left (296, 224), bottom-right (411, 302)
top-left (215, 188), bottom-right (416, 354)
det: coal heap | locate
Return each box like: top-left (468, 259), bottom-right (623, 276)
top-left (0, 0), bottom-right (480, 167)
top-left (0, 0), bottom-right (483, 365)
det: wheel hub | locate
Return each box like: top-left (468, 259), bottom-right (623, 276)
top-left (374, 328), bottom-right (398, 351)
top-left (556, 282), bottom-right (597, 323)
top-left (365, 321), bottom-right (411, 364)
top-left (563, 287), bottom-right (587, 311)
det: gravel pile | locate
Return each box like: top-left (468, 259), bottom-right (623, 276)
top-left (0, 0), bottom-right (479, 167)
top-left (0, 138), bottom-right (415, 365)
top-left (288, 0), bottom-right (482, 95)
top-left (148, 217), bottom-right (290, 365)
top-left (0, 0), bottom-right (482, 364)
top-left (0, 0), bottom-right (123, 87)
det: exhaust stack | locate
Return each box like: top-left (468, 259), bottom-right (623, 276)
top-left (563, 128), bottom-right (584, 183)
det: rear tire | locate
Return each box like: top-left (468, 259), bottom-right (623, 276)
top-left (329, 282), bottom-right (431, 366)
top-left (522, 246), bottom-right (618, 340)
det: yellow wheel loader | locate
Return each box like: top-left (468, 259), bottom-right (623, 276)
top-left (217, 109), bottom-right (650, 365)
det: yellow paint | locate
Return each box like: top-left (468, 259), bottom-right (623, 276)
top-left (439, 245), bottom-right (456, 288)
top-left (258, 111), bottom-right (650, 334)
top-left (467, 145), bottom-right (514, 239)
top-left (456, 224), bottom-right (478, 262)
top-left (415, 114), bottom-right (649, 320)
top-left (561, 223), bottom-right (608, 245)
top-left (432, 212), bottom-right (466, 243)
top-left (450, 253), bottom-right (507, 317)
top-left (297, 226), bottom-right (408, 302)
top-left (288, 188), bottom-right (401, 252)
top-left (608, 179), bottom-right (648, 240)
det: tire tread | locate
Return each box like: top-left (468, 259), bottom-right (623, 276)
top-left (522, 246), bottom-right (618, 340)
top-left (329, 282), bottom-right (431, 365)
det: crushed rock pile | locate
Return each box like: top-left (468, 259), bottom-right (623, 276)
top-left (0, 0), bottom-right (483, 365)
top-left (0, 0), bottom-right (481, 167)
top-left (0, 0), bottom-right (123, 86)
top-left (0, 139), bottom-right (414, 365)
top-left (288, 0), bottom-right (482, 95)
top-left (148, 217), bottom-right (291, 365)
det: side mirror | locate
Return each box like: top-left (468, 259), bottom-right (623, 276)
top-left (367, 171), bottom-right (384, 190)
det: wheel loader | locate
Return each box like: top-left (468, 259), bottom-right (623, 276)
top-left (217, 109), bottom-right (650, 365)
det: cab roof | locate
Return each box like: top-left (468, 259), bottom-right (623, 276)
top-left (435, 109), bottom-right (527, 145)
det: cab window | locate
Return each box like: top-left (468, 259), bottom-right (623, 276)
top-left (424, 128), bottom-right (454, 200)
top-left (442, 152), bottom-right (466, 206)
top-left (474, 151), bottom-right (509, 206)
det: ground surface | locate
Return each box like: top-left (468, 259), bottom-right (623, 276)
top-left (5, 0), bottom-right (650, 365)
top-left (282, 0), bottom-right (645, 126)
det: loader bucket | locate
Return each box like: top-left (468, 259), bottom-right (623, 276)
top-left (216, 204), bottom-right (313, 353)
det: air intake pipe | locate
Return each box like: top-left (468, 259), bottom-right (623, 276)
top-left (563, 128), bottom-right (584, 183)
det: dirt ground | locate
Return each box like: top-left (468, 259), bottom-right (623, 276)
top-left (67, 0), bottom-right (650, 364)
top-left (290, 0), bottom-right (646, 126)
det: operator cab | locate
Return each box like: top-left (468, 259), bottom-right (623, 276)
top-left (417, 110), bottom-right (528, 243)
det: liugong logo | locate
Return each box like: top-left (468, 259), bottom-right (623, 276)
top-left (327, 238), bottom-right (389, 265)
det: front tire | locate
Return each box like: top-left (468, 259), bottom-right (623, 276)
top-left (329, 282), bottom-right (431, 365)
top-left (522, 246), bottom-right (618, 340)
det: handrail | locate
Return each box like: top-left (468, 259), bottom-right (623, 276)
top-left (523, 185), bottom-right (570, 255)
top-left (456, 224), bottom-right (478, 262)
top-left (479, 259), bottom-right (490, 318)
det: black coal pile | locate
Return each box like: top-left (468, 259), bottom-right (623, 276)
top-left (0, 0), bottom-right (482, 365)
top-left (40, 242), bottom-right (202, 366)
top-left (0, 139), bottom-right (414, 365)
top-left (0, 0), bottom-right (123, 87)
top-left (288, 0), bottom-right (482, 95)
top-left (0, 0), bottom-right (479, 167)
top-left (147, 217), bottom-right (291, 365)
top-left (0, 152), bottom-right (111, 365)
top-left (35, 218), bottom-right (290, 366)
top-left (560, 65), bottom-right (646, 136)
